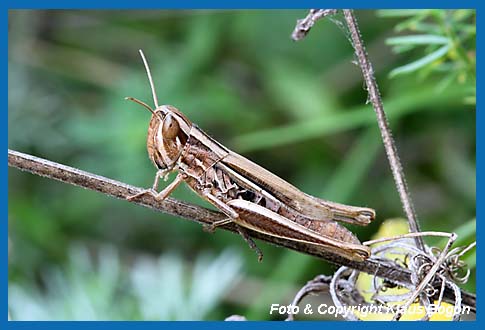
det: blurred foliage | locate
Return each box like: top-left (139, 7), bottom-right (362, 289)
top-left (9, 245), bottom-right (242, 320)
top-left (378, 9), bottom-right (476, 104)
top-left (8, 10), bottom-right (475, 320)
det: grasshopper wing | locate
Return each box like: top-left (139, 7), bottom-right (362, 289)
top-left (222, 152), bottom-right (375, 226)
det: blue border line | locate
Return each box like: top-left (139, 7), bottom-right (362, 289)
top-left (473, 4), bottom-right (480, 325)
top-left (3, 321), bottom-right (480, 328)
top-left (3, 1), bottom-right (480, 9)
top-left (5, 1), bottom-right (479, 329)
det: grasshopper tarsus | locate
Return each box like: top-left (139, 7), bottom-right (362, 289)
top-left (204, 218), bottom-right (234, 233)
top-left (128, 174), bottom-right (184, 202)
top-left (126, 189), bottom-right (155, 201)
top-left (126, 188), bottom-right (165, 202)
top-left (202, 223), bottom-right (216, 233)
top-left (236, 225), bottom-right (263, 262)
top-left (202, 224), bottom-right (214, 233)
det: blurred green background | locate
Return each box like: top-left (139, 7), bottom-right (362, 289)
top-left (8, 10), bottom-right (475, 320)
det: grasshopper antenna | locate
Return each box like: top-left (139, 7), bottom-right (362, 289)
top-left (124, 97), bottom-right (156, 116)
top-left (138, 49), bottom-right (159, 108)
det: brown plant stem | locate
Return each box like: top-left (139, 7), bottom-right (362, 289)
top-left (342, 9), bottom-right (424, 251)
top-left (293, 9), bottom-right (425, 252)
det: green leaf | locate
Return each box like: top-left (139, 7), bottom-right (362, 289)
top-left (321, 127), bottom-right (381, 201)
top-left (399, 22), bottom-right (442, 34)
top-left (233, 83), bottom-right (471, 152)
top-left (447, 218), bottom-right (476, 247)
top-left (437, 218), bottom-right (476, 269)
top-left (386, 34), bottom-right (450, 46)
top-left (389, 44), bottom-right (450, 77)
top-left (392, 43), bottom-right (419, 54)
top-left (377, 10), bottom-right (430, 17)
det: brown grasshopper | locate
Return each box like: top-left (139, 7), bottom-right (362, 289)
top-left (126, 50), bottom-right (375, 262)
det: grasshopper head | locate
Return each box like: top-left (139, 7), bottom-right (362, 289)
top-left (125, 97), bottom-right (193, 171)
top-left (126, 50), bottom-right (193, 172)
top-left (146, 105), bottom-right (192, 171)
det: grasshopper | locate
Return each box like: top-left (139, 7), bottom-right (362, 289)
top-left (126, 50), bottom-right (375, 262)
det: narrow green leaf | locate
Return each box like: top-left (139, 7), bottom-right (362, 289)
top-left (436, 218), bottom-right (476, 268)
top-left (377, 10), bottom-right (429, 18)
top-left (464, 251), bottom-right (476, 269)
top-left (322, 127), bottom-right (381, 201)
top-left (392, 43), bottom-right (419, 54)
top-left (233, 84), bottom-right (471, 152)
top-left (386, 34), bottom-right (450, 46)
top-left (444, 218), bottom-right (476, 247)
top-left (396, 22), bottom-right (442, 34)
top-left (389, 44), bottom-right (450, 77)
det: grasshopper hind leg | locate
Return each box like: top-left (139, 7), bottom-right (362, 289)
top-left (203, 219), bottom-right (264, 262)
top-left (202, 218), bottom-right (233, 233)
top-left (202, 189), bottom-right (263, 262)
top-left (236, 225), bottom-right (263, 262)
top-left (203, 217), bottom-right (264, 262)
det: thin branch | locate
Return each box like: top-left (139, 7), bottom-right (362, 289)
top-left (293, 9), bottom-right (425, 252)
top-left (364, 231), bottom-right (453, 246)
top-left (8, 149), bottom-right (475, 311)
top-left (342, 9), bottom-right (424, 251)
top-left (291, 9), bottom-right (338, 41)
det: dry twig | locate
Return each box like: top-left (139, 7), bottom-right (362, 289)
top-left (293, 9), bottom-right (424, 252)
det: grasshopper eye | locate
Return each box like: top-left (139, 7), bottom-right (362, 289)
top-left (162, 114), bottom-right (180, 139)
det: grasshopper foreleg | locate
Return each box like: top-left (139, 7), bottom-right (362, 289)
top-left (127, 171), bottom-right (183, 201)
